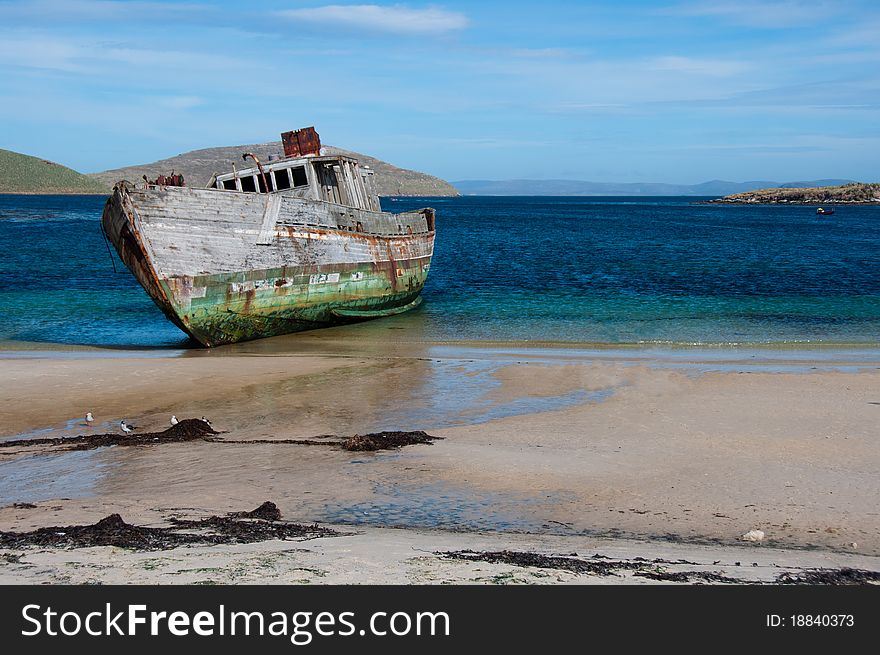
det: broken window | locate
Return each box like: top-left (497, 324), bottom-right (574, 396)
top-left (274, 169), bottom-right (291, 190)
top-left (258, 173), bottom-right (274, 193)
top-left (222, 179), bottom-right (237, 190)
top-left (291, 166), bottom-right (308, 187)
top-left (240, 176), bottom-right (257, 193)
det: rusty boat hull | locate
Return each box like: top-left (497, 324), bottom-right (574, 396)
top-left (101, 183), bottom-right (435, 347)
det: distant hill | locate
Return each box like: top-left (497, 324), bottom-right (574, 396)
top-left (0, 149), bottom-right (106, 194)
top-left (452, 178), bottom-right (856, 196)
top-left (91, 142), bottom-right (459, 197)
top-left (709, 182), bottom-right (880, 204)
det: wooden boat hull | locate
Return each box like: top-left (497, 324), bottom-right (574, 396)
top-left (102, 184), bottom-right (435, 346)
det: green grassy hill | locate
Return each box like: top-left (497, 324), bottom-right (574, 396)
top-left (0, 149), bottom-right (106, 194)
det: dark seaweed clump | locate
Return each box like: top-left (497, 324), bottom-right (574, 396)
top-left (0, 502), bottom-right (337, 551)
top-left (341, 431), bottom-right (441, 451)
top-left (0, 419), bottom-right (217, 452)
top-left (776, 568), bottom-right (880, 585)
top-left (0, 514), bottom-right (205, 551)
top-left (441, 550), bottom-right (880, 585)
top-left (633, 570), bottom-right (742, 584)
top-left (1, 423), bottom-right (440, 454)
top-left (227, 500), bottom-right (283, 521)
top-left (442, 550), bottom-right (647, 577)
top-left (442, 549), bottom-right (743, 583)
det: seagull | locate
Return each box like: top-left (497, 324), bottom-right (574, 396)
top-left (170, 415), bottom-right (179, 426)
top-left (120, 420), bottom-right (134, 434)
top-left (85, 412), bottom-right (94, 426)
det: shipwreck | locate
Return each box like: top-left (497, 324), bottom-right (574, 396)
top-left (101, 127), bottom-right (436, 346)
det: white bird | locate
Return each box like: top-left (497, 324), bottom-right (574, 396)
top-left (120, 420), bottom-right (134, 434)
top-left (85, 412), bottom-right (94, 425)
top-left (170, 415), bottom-right (179, 426)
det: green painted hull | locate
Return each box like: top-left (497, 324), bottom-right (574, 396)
top-left (164, 261), bottom-right (430, 346)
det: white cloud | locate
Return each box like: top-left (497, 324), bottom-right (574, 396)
top-left (0, 30), bottom-right (247, 75)
top-left (666, 1), bottom-right (840, 28)
top-left (690, 78), bottom-right (880, 110)
top-left (0, 0), bottom-right (207, 21)
top-left (0, 37), bottom-right (85, 72)
top-left (821, 18), bottom-right (880, 47)
top-left (649, 55), bottom-right (749, 76)
top-left (101, 46), bottom-right (244, 71)
top-left (277, 4), bottom-right (468, 35)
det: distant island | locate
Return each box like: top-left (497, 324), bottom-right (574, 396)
top-left (1, 144), bottom-right (459, 197)
top-left (708, 182), bottom-right (880, 205)
top-left (707, 182), bottom-right (880, 205)
top-left (0, 149), bottom-right (106, 194)
top-left (451, 178), bottom-right (858, 196)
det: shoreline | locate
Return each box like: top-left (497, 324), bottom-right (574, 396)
top-left (3, 335), bottom-right (880, 356)
top-left (3, 518), bottom-right (877, 585)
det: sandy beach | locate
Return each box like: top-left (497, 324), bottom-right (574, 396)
top-left (2, 340), bottom-right (879, 583)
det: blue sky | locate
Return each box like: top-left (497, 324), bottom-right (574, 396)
top-left (1, 0), bottom-right (878, 183)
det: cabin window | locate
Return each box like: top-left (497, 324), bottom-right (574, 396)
top-left (273, 169), bottom-right (291, 190)
top-left (222, 179), bottom-right (237, 190)
top-left (240, 175), bottom-right (257, 193)
top-left (258, 173), bottom-right (274, 193)
top-left (291, 166), bottom-right (308, 187)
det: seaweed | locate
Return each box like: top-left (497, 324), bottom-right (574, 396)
top-left (775, 568), bottom-right (880, 585)
top-left (0, 419), bottom-right (217, 452)
top-left (2, 422), bottom-right (440, 454)
top-left (0, 502), bottom-right (337, 551)
top-left (441, 550), bottom-right (646, 577)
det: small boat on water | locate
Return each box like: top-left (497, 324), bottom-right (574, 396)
top-left (816, 207), bottom-right (834, 215)
top-left (102, 127), bottom-right (436, 347)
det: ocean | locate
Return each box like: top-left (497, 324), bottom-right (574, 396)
top-left (1, 193), bottom-right (878, 349)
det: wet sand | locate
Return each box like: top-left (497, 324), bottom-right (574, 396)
top-left (1, 342), bottom-right (879, 583)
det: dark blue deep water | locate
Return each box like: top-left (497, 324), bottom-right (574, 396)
top-left (1, 194), bottom-right (878, 348)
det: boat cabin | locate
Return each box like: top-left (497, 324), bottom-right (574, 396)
top-left (208, 154), bottom-right (380, 212)
top-left (206, 127), bottom-right (381, 212)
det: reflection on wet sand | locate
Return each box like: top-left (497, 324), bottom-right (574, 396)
top-left (0, 350), bottom-right (611, 525)
top-left (1, 344), bottom-right (879, 559)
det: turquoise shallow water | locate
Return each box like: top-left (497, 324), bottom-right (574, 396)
top-left (1, 194), bottom-right (878, 348)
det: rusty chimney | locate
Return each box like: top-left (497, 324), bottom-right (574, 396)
top-left (281, 127), bottom-right (321, 158)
